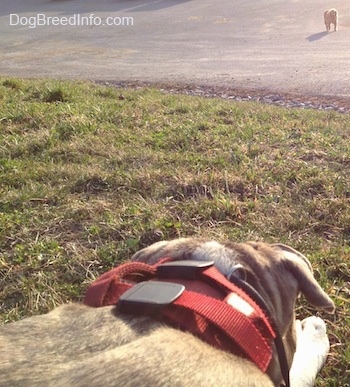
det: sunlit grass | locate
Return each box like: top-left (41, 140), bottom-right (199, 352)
top-left (0, 77), bottom-right (349, 385)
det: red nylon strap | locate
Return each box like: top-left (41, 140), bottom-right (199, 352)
top-left (165, 290), bottom-right (272, 371)
top-left (84, 262), bottom-right (156, 307)
top-left (159, 265), bottom-right (274, 371)
top-left (84, 260), bottom-right (275, 372)
top-left (199, 266), bottom-right (275, 339)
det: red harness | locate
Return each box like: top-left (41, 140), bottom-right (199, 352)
top-left (84, 259), bottom-right (277, 373)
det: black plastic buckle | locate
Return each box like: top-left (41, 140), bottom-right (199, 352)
top-left (118, 281), bottom-right (185, 316)
top-left (157, 260), bottom-right (214, 280)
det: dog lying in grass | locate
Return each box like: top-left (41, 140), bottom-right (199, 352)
top-left (0, 238), bottom-right (334, 386)
top-left (324, 8), bottom-right (338, 32)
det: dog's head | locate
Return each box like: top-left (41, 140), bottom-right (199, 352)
top-left (225, 241), bottom-right (335, 332)
top-left (132, 238), bottom-right (334, 322)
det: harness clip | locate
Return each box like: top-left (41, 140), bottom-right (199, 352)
top-left (157, 260), bottom-right (214, 280)
top-left (118, 281), bottom-right (185, 316)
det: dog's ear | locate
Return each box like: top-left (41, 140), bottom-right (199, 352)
top-left (272, 244), bottom-right (335, 313)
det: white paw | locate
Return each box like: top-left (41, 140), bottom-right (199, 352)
top-left (290, 316), bottom-right (330, 387)
top-left (300, 316), bottom-right (329, 344)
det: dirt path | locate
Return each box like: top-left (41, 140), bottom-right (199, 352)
top-left (1, 0), bottom-right (350, 101)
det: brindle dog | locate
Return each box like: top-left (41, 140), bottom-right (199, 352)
top-left (0, 239), bottom-right (334, 386)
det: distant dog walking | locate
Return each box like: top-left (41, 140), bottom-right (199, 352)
top-left (324, 8), bottom-right (338, 32)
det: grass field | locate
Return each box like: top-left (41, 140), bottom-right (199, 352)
top-left (0, 77), bottom-right (349, 385)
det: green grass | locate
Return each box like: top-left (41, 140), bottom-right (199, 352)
top-left (0, 77), bottom-right (349, 385)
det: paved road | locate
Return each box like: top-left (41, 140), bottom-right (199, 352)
top-left (1, 0), bottom-right (350, 98)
